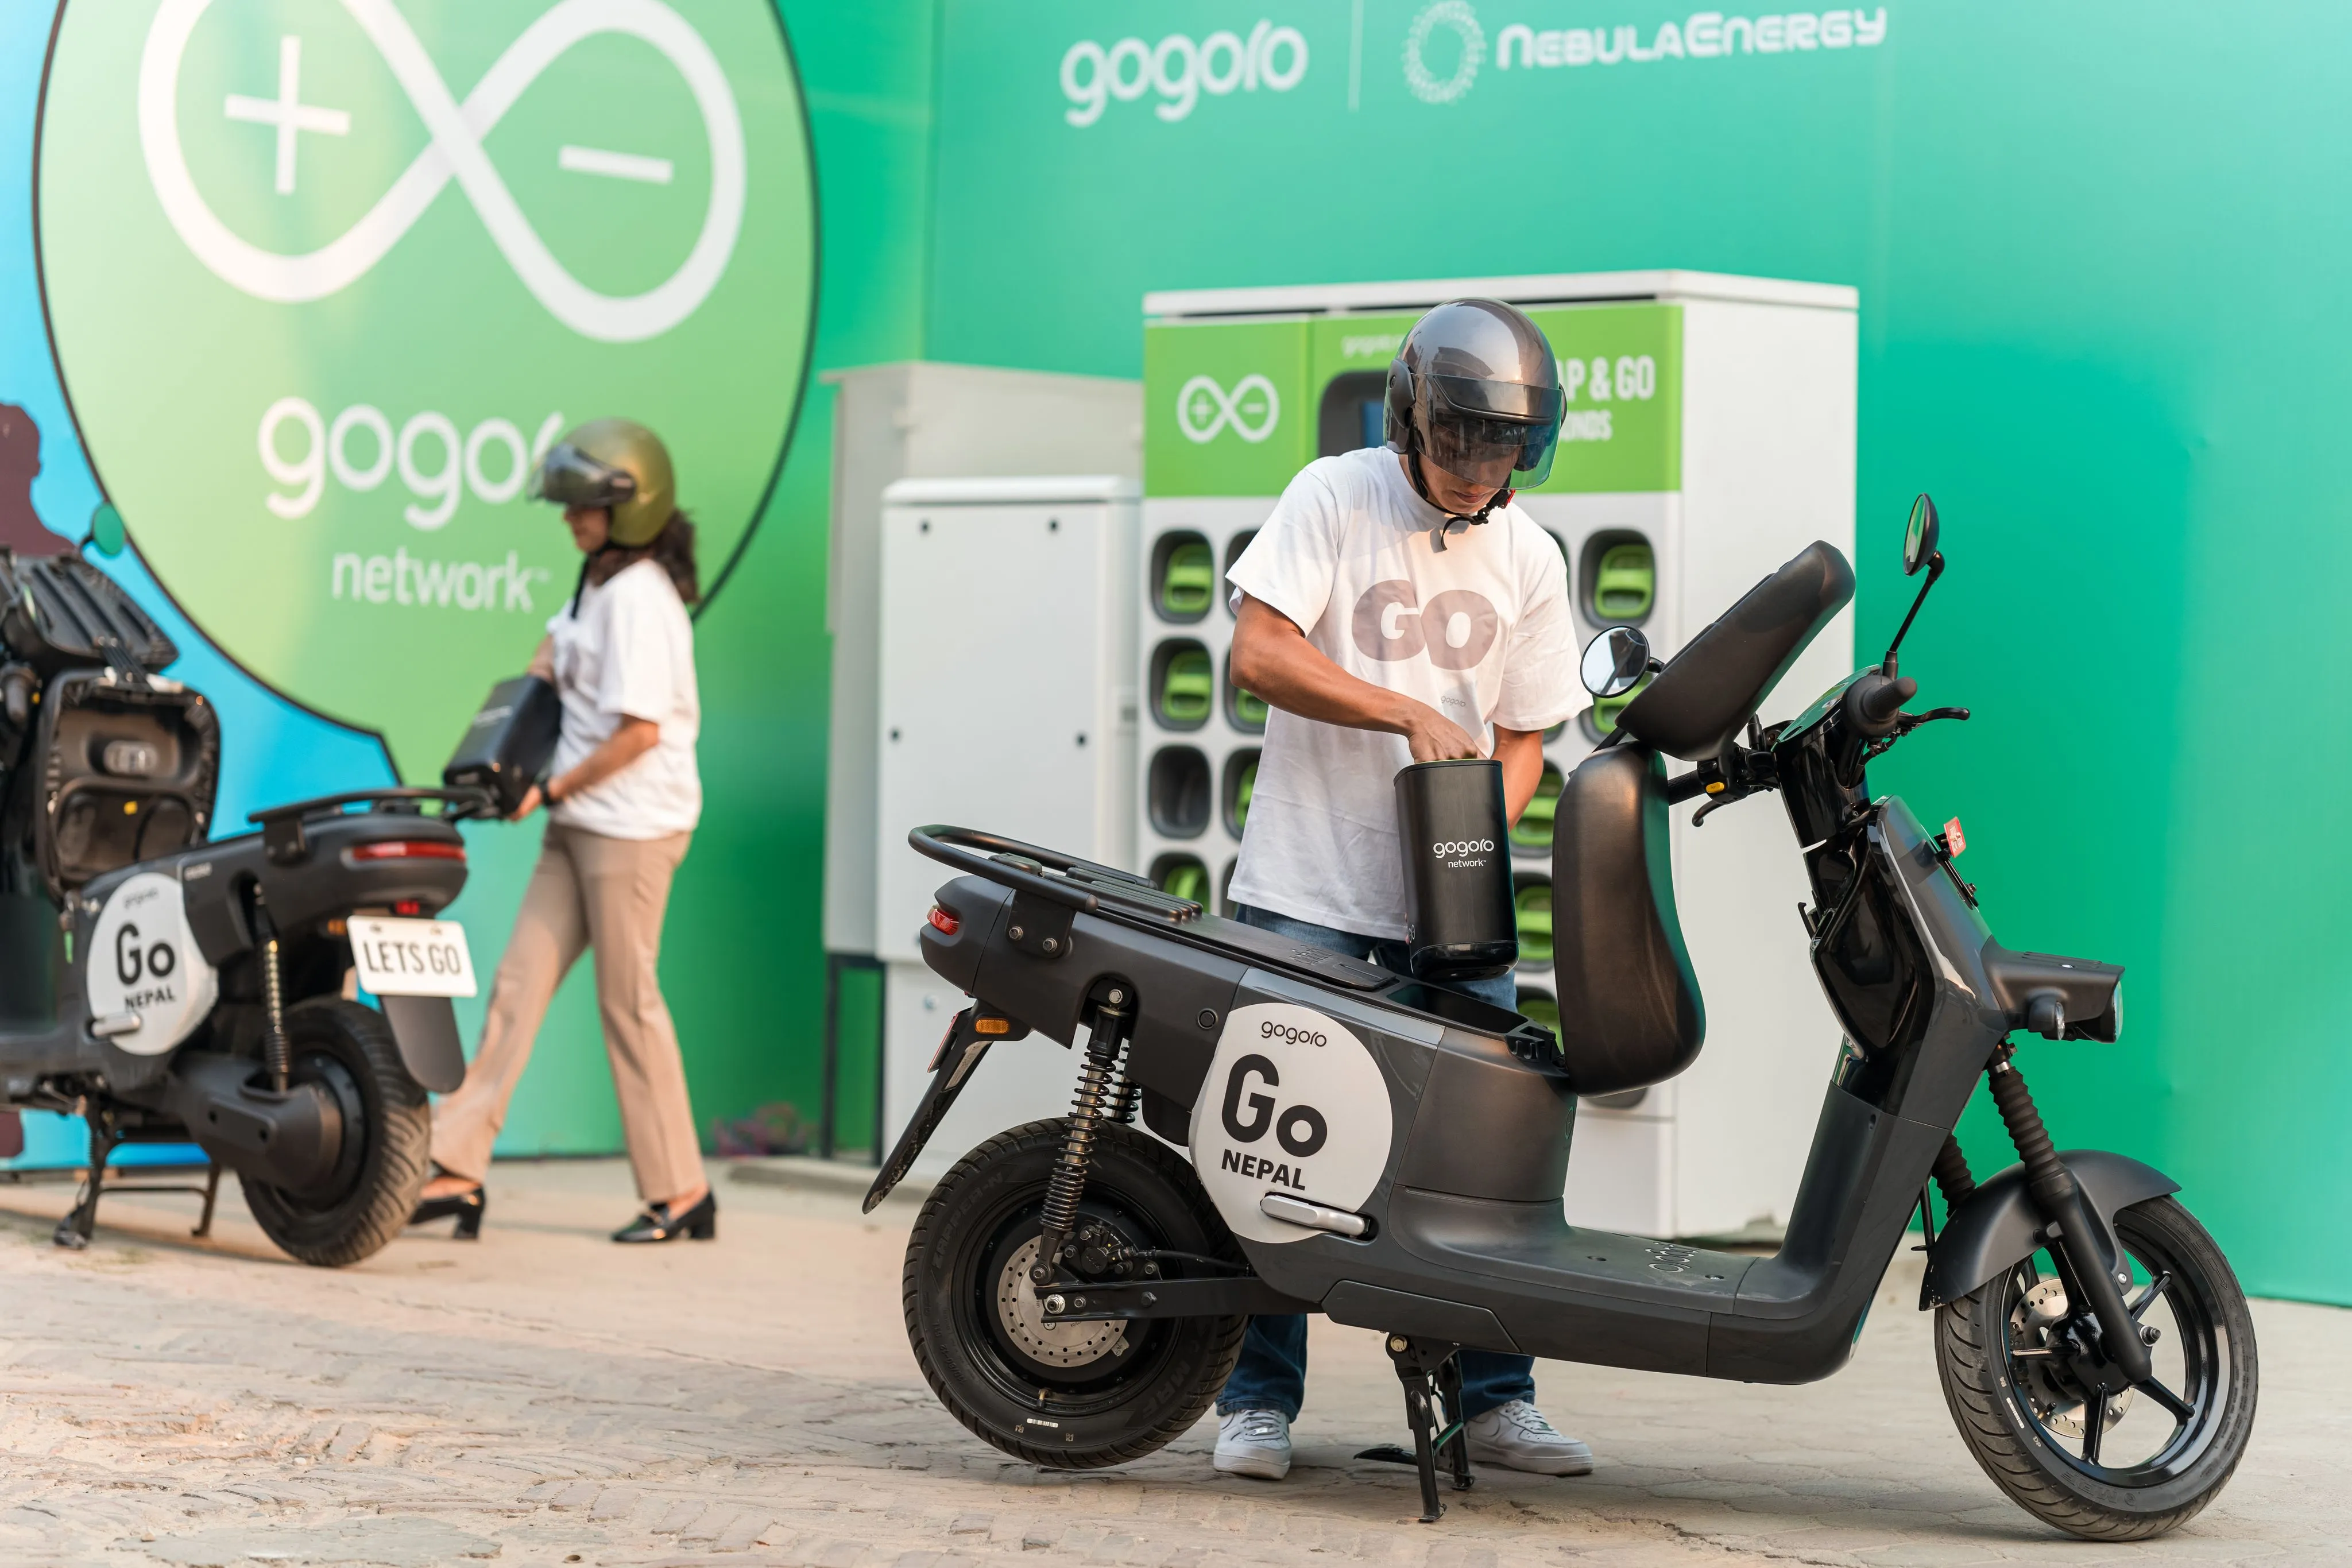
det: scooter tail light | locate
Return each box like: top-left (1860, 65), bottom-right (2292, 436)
top-left (349, 840), bottom-right (466, 863)
top-left (926, 905), bottom-right (960, 935)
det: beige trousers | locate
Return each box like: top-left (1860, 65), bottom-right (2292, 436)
top-left (431, 823), bottom-right (703, 1202)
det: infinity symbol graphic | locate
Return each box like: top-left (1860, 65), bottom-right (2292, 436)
top-left (1176, 373), bottom-right (1281, 444)
top-left (138, 0), bottom-right (746, 343)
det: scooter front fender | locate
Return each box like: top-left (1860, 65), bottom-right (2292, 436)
top-left (1922, 1149), bottom-right (2179, 1308)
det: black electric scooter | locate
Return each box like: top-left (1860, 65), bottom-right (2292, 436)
top-left (0, 550), bottom-right (486, 1265)
top-left (871, 498), bottom-right (2256, 1541)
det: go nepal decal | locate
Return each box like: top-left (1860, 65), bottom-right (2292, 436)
top-left (1192, 1002), bottom-right (1392, 1244)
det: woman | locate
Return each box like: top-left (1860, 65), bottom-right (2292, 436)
top-left (412, 418), bottom-right (713, 1244)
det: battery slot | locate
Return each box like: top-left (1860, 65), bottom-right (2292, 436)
top-left (1579, 530), bottom-right (1655, 626)
top-left (1517, 985), bottom-right (1558, 1038)
top-left (1224, 650), bottom-right (1267, 734)
top-left (1510, 764), bottom-right (1565, 855)
top-left (1221, 748), bottom-right (1260, 839)
top-left (1512, 871), bottom-right (1554, 970)
top-left (1147, 746), bottom-right (1212, 838)
top-left (1150, 639), bottom-right (1214, 731)
top-left (1151, 531), bottom-right (1216, 623)
top-left (1580, 675), bottom-right (1651, 743)
top-left (1150, 853), bottom-right (1210, 905)
top-left (1317, 370), bottom-right (1390, 458)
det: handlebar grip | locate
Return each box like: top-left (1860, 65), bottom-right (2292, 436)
top-left (1843, 673), bottom-right (1918, 737)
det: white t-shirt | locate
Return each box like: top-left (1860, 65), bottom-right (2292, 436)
top-left (1226, 447), bottom-right (1581, 939)
top-left (545, 558), bottom-right (702, 840)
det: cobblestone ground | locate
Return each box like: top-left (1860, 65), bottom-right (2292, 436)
top-left (0, 1158), bottom-right (2341, 1567)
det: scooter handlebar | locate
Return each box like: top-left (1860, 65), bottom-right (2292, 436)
top-left (1843, 672), bottom-right (1918, 738)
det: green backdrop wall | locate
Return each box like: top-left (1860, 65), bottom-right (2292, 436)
top-left (917, 0), bottom-right (2352, 1304)
top-left (6, 1), bottom-right (2349, 1304)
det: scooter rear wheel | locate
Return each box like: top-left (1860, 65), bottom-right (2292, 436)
top-left (1936, 1194), bottom-right (2257, 1540)
top-left (239, 998), bottom-right (431, 1267)
top-left (905, 1120), bottom-right (1247, 1469)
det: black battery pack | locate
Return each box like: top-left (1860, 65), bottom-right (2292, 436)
top-left (443, 675), bottom-right (561, 816)
top-left (1394, 757), bottom-right (1518, 982)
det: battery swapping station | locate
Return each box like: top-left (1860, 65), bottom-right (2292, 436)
top-left (1140, 272), bottom-right (1857, 1239)
top-left (823, 363), bottom-right (1141, 1174)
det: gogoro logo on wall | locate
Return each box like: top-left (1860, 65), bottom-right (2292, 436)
top-left (140, 0), bottom-right (746, 342)
top-left (1404, 2), bottom-right (1888, 104)
top-left (1177, 374), bottom-right (1282, 444)
top-left (37, 0), bottom-right (816, 776)
top-left (1061, 21), bottom-right (1308, 127)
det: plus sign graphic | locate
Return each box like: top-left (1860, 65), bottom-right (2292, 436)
top-left (222, 35), bottom-right (349, 196)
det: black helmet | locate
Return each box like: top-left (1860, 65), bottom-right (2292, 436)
top-left (1384, 300), bottom-right (1564, 521)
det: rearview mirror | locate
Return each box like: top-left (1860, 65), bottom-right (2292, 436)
top-left (1904, 494), bottom-right (1940, 576)
top-left (1580, 625), bottom-right (1651, 699)
top-left (86, 501), bottom-right (124, 558)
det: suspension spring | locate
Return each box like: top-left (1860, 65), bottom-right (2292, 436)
top-left (1930, 1133), bottom-right (1976, 1213)
top-left (1032, 986), bottom-right (1132, 1286)
top-left (255, 895), bottom-right (290, 1093)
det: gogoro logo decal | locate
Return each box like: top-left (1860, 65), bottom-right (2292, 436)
top-left (1258, 1021), bottom-right (1329, 1047)
top-left (1062, 21), bottom-right (1309, 127)
top-left (1431, 839), bottom-right (1496, 857)
top-left (1177, 374), bottom-right (1282, 444)
top-left (40, 0), bottom-right (814, 777)
top-left (1405, 3), bottom-right (1889, 103)
top-left (138, 0), bottom-right (746, 343)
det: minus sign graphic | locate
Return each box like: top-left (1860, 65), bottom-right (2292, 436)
top-left (558, 145), bottom-right (674, 184)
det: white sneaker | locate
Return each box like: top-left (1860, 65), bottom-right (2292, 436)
top-left (1463, 1400), bottom-right (1593, 1476)
top-left (1213, 1408), bottom-right (1293, 1480)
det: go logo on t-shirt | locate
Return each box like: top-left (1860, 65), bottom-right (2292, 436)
top-left (1349, 581), bottom-right (1501, 670)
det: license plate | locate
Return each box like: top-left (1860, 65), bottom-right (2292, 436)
top-left (348, 916), bottom-right (478, 998)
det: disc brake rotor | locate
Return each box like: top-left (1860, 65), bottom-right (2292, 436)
top-left (995, 1237), bottom-right (1128, 1370)
top-left (2010, 1276), bottom-right (2133, 1438)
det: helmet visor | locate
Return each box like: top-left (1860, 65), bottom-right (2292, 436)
top-left (1423, 408), bottom-right (1561, 490)
top-left (531, 443), bottom-right (639, 511)
top-left (1422, 375), bottom-right (1562, 490)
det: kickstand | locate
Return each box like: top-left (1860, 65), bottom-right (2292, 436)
top-left (192, 1163), bottom-right (221, 1239)
top-left (1354, 1334), bottom-right (1472, 1522)
top-left (53, 1110), bottom-right (118, 1251)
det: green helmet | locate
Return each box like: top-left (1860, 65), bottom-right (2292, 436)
top-left (531, 418), bottom-right (676, 547)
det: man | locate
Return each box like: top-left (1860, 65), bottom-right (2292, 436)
top-left (1213, 299), bottom-right (1592, 1481)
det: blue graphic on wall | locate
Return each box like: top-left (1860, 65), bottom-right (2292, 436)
top-left (1, 7), bottom-right (392, 1170)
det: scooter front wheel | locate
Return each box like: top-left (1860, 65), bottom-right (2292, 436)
top-left (904, 1120), bottom-right (1247, 1469)
top-left (1936, 1194), bottom-right (2257, 1540)
top-left (239, 998), bottom-right (431, 1267)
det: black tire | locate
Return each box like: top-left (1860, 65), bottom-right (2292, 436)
top-left (905, 1120), bottom-right (1247, 1469)
top-left (1936, 1195), bottom-right (2257, 1541)
top-left (240, 998), bottom-right (431, 1268)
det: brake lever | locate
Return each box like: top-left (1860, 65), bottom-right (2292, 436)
top-left (1898, 705), bottom-right (1971, 731)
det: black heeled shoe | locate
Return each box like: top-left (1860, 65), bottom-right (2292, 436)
top-left (410, 1183), bottom-right (486, 1239)
top-left (612, 1188), bottom-right (716, 1243)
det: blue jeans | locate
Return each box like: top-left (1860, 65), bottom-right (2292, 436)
top-left (1214, 904), bottom-right (1537, 1422)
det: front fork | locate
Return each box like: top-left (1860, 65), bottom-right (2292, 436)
top-left (1931, 1043), bottom-right (2153, 1388)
